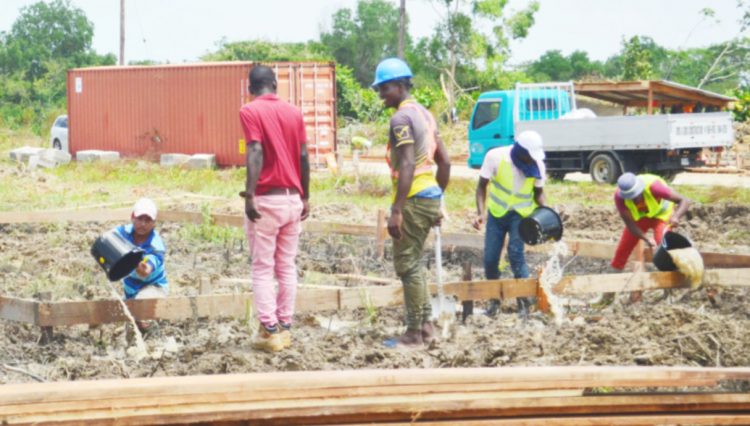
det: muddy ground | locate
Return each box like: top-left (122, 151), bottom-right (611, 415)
top-left (0, 203), bottom-right (749, 384)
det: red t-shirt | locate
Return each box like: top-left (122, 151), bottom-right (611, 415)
top-left (614, 180), bottom-right (672, 216)
top-left (239, 94), bottom-right (307, 196)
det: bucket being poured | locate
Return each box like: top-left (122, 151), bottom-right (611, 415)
top-left (652, 231), bottom-right (692, 271)
top-left (91, 230), bottom-right (144, 281)
top-left (519, 206), bottom-right (564, 246)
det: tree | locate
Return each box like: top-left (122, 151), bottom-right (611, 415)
top-left (0, 0), bottom-right (115, 132)
top-left (420, 0), bottom-right (540, 115)
top-left (320, 0), bottom-right (405, 85)
top-left (202, 39), bottom-right (331, 62)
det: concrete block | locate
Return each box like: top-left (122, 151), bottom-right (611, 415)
top-left (186, 153), bottom-right (216, 169)
top-left (38, 149), bottom-right (72, 167)
top-left (9, 146), bottom-right (44, 162)
top-left (160, 153), bottom-right (191, 167)
top-left (76, 150), bottom-right (120, 163)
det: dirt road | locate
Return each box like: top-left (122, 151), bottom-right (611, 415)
top-left (348, 160), bottom-right (750, 188)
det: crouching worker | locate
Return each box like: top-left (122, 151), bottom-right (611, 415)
top-left (609, 173), bottom-right (690, 303)
top-left (113, 198), bottom-right (168, 335)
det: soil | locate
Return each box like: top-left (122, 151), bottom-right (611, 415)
top-left (0, 203), bottom-right (749, 385)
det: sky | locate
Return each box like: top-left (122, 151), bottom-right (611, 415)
top-left (0, 0), bottom-right (744, 66)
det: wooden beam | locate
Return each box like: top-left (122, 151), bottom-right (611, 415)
top-left (339, 415), bottom-right (750, 426)
top-left (18, 268), bottom-right (749, 327)
top-left (0, 296), bottom-right (38, 325)
top-left (0, 208), bottom-right (131, 224)
top-left (2, 367), bottom-right (750, 425)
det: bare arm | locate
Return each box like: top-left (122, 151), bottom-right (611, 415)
top-left (388, 143), bottom-right (415, 240)
top-left (241, 142), bottom-right (263, 221)
top-left (300, 143), bottom-right (310, 220)
top-left (433, 135), bottom-right (451, 191)
top-left (666, 189), bottom-right (691, 227)
top-left (619, 210), bottom-right (655, 248)
top-left (534, 186), bottom-right (546, 207)
top-left (472, 177), bottom-right (489, 230)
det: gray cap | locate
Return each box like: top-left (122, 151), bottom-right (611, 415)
top-left (617, 173), bottom-right (645, 200)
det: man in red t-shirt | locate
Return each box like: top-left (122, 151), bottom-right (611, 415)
top-left (239, 65), bottom-right (310, 352)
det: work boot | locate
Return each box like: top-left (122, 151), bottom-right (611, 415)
top-left (517, 298), bottom-right (531, 320)
top-left (485, 299), bottom-right (501, 317)
top-left (421, 321), bottom-right (436, 345)
top-left (137, 320), bottom-right (160, 339)
top-left (252, 324), bottom-right (284, 353)
top-left (279, 322), bottom-right (292, 349)
top-left (396, 328), bottom-right (423, 347)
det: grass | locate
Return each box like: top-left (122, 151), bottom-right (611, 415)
top-left (2, 125), bottom-right (750, 218)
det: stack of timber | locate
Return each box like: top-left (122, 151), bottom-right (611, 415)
top-left (1, 366), bottom-right (750, 425)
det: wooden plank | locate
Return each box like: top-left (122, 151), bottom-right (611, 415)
top-left (2, 367), bottom-right (742, 406)
top-left (0, 297), bottom-right (38, 325)
top-left (24, 268), bottom-right (750, 327)
top-left (340, 415), bottom-right (750, 426)
top-left (6, 391), bottom-right (750, 426)
top-left (0, 208), bottom-right (131, 224)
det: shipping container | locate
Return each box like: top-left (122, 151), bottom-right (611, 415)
top-left (67, 61), bottom-right (336, 166)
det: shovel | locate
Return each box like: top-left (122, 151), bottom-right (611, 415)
top-left (430, 224), bottom-right (456, 339)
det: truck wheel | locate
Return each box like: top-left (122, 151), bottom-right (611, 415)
top-left (53, 139), bottom-right (62, 150)
top-left (589, 154), bottom-right (621, 184)
top-left (549, 171), bottom-right (566, 181)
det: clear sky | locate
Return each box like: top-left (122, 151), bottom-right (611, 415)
top-left (0, 0), bottom-right (743, 66)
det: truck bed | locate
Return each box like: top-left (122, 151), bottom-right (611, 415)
top-left (515, 112), bottom-right (734, 152)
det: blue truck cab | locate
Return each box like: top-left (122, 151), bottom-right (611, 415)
top-left (468, 88), bottom-right (571, 168)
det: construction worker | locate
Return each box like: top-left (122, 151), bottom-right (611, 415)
top-left (373, 58), bottom-right (451, 347)
top-left (239, 65), bottom-right (310, 352)
top-left (611, 172), bottom-right (691, 274)
top-left (112, 198), bottom-right (168, 336)
top-left (472, 131), bottom-right (547, 317)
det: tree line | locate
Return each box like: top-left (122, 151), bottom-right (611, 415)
top-left (1, 0), bottom-right (748, 134)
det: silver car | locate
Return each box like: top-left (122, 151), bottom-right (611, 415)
top-left (50, 115), bottom-right (69, 151)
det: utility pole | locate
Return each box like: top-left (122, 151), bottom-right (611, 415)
top-left (398, 0), bottom-right (405, 59)
top-left (119, 0), bottom-right (125, 65)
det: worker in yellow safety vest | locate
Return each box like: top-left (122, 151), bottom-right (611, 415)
top-left (472, 131), bottom-right (547, 317)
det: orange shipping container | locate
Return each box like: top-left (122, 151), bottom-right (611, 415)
top-left (67, 61), bottom-right (336, 166)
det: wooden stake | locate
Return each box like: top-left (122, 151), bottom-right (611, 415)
top-left (461, 262), bottom-right (473, 322)
top-left (376, 209), bottom-right (386, 259)
top-left (37, 292), bottom-right (53, 345)
top-left (536, 268), bottom-right (551, 314)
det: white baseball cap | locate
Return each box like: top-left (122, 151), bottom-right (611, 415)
top-left (516, 130), bottom-right (545, 161)
top-left (132, 198), bottom-right (157, 220)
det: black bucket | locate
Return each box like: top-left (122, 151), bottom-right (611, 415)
top-left (519, 206), bottom-right (564, 246)
top-left (653, 231), bottom-right (693, 271)
top-left (91, 230), bottom-right (144, 281)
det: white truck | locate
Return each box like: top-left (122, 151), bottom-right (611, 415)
top-left (467, 82), bottom-right (735, 183)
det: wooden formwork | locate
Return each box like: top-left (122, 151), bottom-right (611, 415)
top-left (0, 208), bottom-right (748, 329)
top-left (1, 366), bottom-right (750, 425)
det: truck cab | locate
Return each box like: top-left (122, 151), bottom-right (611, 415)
top-left (468, 88), bottom-right (571, 168)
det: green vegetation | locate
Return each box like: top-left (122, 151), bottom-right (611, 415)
top-left (0, 0), bottom-right (115, 133)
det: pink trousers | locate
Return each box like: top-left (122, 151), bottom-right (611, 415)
top-left (244, 193), bottom-right (303, 328)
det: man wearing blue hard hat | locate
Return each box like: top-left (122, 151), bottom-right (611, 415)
top-left (373, 57), bottom-right (451, 347)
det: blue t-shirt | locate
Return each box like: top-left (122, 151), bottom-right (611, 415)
top-left (114, 224), bottom-right (168, 299)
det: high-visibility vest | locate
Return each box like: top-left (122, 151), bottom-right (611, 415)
top-left (386, 100), bottom-right (438, 198)
top-left (623, 174), bottom-right (674, 221)
top-left (487, 156), bottom-right (537, 218)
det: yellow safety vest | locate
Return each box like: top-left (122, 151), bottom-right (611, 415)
top-left (487, 157), bottom-right (537, 218)
top-left (624, 174), bottom-right (674, 221)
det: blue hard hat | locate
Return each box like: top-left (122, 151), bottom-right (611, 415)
top-left (372, 58), bottom-right (413, 88)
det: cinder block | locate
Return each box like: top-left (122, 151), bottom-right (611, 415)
top-left (186, 153), bottom-right (216, 169)
top-left (38, 149), bottom-right (72, 167)
top-left (160, 153), bottom-right (191, 167)
top-left (9, 146), bottom-right (44, 162)
top-left (76, 150), bottom-right (120, 163)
